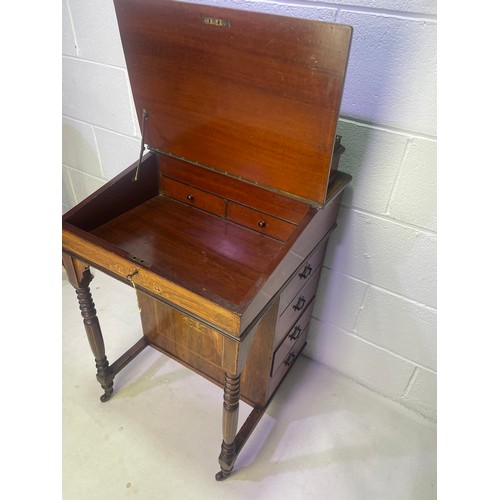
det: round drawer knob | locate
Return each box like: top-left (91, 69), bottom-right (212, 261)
top-left (258, 220), bottom-right (266, 228)
top-left (187, 194), bottom-right (194, 201)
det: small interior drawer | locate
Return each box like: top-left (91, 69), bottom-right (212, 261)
top-left (226, 202), bottom-right (296, 241)
top-left (161, 176), bottom-right (226, 217)
top-left (278, 241), bottom-right (326, 316)
top-left (271, 300), bottom-right (314, 376)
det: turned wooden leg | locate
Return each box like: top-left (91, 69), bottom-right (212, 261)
top-left (63, 255), bottom-right (114, 402)
top-left (216, 372), bottom-right (241, 481)
top-left (75, 271), bottom-right (114, 402)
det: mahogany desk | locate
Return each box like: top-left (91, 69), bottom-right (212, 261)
top-left (62, 1), bottom-right (352, 480)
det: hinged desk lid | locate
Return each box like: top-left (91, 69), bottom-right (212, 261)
top-left (114, 0), bottom-right (352, 206)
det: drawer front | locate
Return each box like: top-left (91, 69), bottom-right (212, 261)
top-left (278, 241), bottom-right (327, 316)
top-left (159, 155), bottom-right (310, 224)
top-left (226, 202), bottom-right (296, 241)
top-left (276, 266), bottom-right (321, 343)
top-left (271, 300), bottom-right (314, 376)
top-left (268, 324), bottom-right (309, 399)
top-left (161, 177), bottom-right (226, 217)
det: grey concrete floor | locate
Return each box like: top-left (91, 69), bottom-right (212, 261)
top-left (62, 269), bottom-right (436, 499)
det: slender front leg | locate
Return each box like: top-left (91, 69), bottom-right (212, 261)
top-left (63, 255), bottom-right (115, 403)
top-left (216, 372), bottom-right (241, 481)
top-left (75, 269), bottom-right (114, 402)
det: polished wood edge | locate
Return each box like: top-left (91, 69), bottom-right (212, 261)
top-left (62, 228), bottom-right (241, 335)
top-left (327, 170), bottom-right (352, 200)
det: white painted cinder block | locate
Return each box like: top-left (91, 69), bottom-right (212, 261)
top-left (324, 208), bottom-right (437, 308)
top-left (67, 0), bottom-right (126, 68)
top-left (94, 127), bottom-right (141, 180)
top-left (335, 120), bottom-right (408, 213)
top-left (177, 0), bottom-right (338, 21)
top-left (356, 287), bottom-right (437, 371)
top-left (305, 319), bottom-right (415, 399)
top-left (62, 117), bottom-right (102, 178)
top-left (388, 138), bottom-right (437, 232)
top-left (62, 0), bottom-right (78, 57)
top-left (313, 270), bottom-right (368, 332)
top-left (62, 58), bottom-right (135, 137)
top-left (62, 166), bottom-right (76, 209)
top-left (322, 0), bottom-right (437, 15)
top-left (401, 368), bottom-right (436, 421)
top-left (65, 167), bottom-right (106, 205)
top-left (338, 11), bottom-right (437, 136)
top-left (179, 0), bottom-right (436, 16)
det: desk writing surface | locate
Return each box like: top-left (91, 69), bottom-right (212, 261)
top-left (90, 194), bottom-right (287, 313)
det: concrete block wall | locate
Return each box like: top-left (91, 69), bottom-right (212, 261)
top-left (62, 0), bottom-right (437, 421)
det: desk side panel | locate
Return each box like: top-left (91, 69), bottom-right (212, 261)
top-left (139, 290), bottom-right (281, 407)
top-left (63, 152), bottom-right (159, 231)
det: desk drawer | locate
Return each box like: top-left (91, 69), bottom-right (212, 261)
top-left (161, 177), bottom-right (226, 217)
top-left (268, 323), bottom-right (309, 398)
top-left (278, 241), bottom-right (326, 316)
top-left (276, 267), bottom-right (321, 343)
top-left (271, 300), bottom-right (313, 376)
top-left (226, 202), bottom-right (296, 241)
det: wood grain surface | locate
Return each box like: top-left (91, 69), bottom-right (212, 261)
top-left (114, 0), bottom-right (352, 205)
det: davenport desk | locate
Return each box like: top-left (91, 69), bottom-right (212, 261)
top-left (62, 0), bottom-right (352, 480)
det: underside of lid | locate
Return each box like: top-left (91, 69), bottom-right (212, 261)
top-left (114, 0), bottom-right (352, 205)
